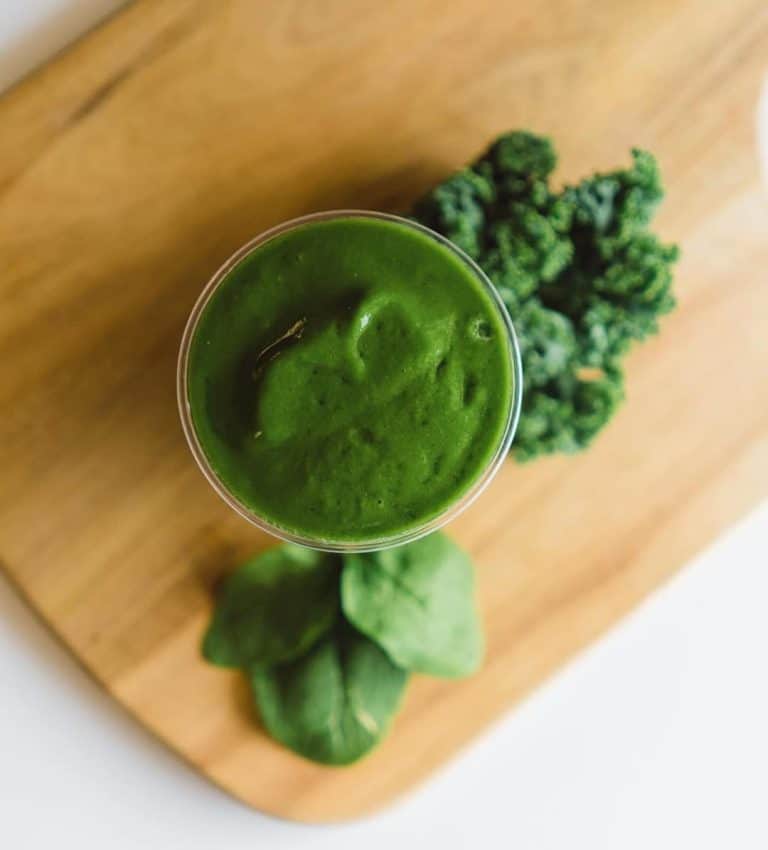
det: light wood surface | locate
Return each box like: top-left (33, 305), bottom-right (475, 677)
top-left (1, 0), bottom-right (767, 823)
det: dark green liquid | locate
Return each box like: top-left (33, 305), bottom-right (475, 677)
top-left (187, 217), bottom-right (513, 542)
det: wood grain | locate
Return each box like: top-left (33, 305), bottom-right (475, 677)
top-left (1, 0), bottom-right (767, 822)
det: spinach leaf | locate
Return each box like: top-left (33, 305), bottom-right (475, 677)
top-left (340, 532), bottom-right (483, 678)
top-left (252, 624), bottom-right (408, 765)
top-left (203, 545), bottom-right (340, 669)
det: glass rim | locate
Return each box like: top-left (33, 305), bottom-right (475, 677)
top-left (177, 209), bottom-right (523, 553)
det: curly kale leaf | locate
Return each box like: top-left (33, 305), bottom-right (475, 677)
top-left (514, 367), bottom-right (625, 462)
top-left (484, 198), bottom-right (573, 309)
top-left (480, 130), bottom-right (558, 197)
top-left (412, 132), bottom-right (678, 462)
top-left (515, 299), bottom-right (577, 388)
top-left (542, 149), bottom-right (679, 366)
top-left (411, 168), bottom-right (494, 259)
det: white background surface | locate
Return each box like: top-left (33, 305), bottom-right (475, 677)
top-left (2, 4), bottom-right (767, 848)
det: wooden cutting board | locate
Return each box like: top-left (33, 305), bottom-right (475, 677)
top-left (1, 0), bottom-right (767, 823)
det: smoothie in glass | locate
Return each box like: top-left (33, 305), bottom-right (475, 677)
top-left (179, 212), bottom-right (519, 549)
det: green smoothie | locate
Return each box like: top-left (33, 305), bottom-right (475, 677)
top-left (186, 215), bottom-right (513, 543)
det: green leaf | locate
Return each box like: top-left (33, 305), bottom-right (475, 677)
top-left (251, 625), bottom-right (408, 765)
top-left (340, 532), bottom-right (483, 678)
top-left (413, 132), bottom-right (678, 462)
top-left (202, 545), bottom-right (340, 669)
